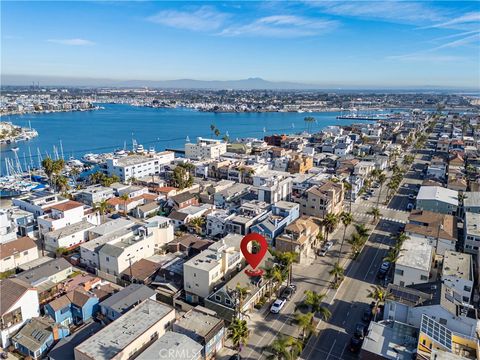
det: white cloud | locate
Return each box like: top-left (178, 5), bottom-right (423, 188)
top-left (386, 53), bottom-right (464, 62)
top-left (47, 38), bottom-right (95, 46)
top-left (420, 11), bottom-right (480, 30)
top-left (306, 1), bottom-right (446, 25)
top-left (147, 6), bottom-right (229, 32)
top-left (220, 15), bottom-right (338, 38)
top-left (433, 33), bottom-right (480, 50)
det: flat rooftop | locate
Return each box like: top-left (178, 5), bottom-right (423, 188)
top-left (465, 212), bottom-right (480, 237)
top-left (464, 192), bottom-right (480, 208)
top-left (442, 250), bottom-right (472, 280)
top-left (362, 320), bottom-right (418, 359)
top-left (113, 155), bottom-right (155, 167)
top-left (46, 219), bottom-right (95, 239)
top-left (89, 218), bottom-right (134, 237)
top-left (174, 306), bottom-right (223, 338)
top-left (75, 299), bottom-right (174, 360)
top-left (136, 332), bottom-right (202, 360)
top-left (397, 238), bottom-right (433, 271)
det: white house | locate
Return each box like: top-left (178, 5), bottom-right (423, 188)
top-left (0, 237), bottom-right (38, 273)
top-left (464, 212), bottom-right (480, 254)
top-left (183, 234), bottom-right (243, 303)
top-left (106, 152), bottom-right (174, 182)
top-left (253, 170), bottom-right (292, 204)
top-left (442, 250), bottom-right (474, 304)
top-left (393, 237), bottom-right (433, 287)
top-left (75, 185), bottom-right (114, 206)
top-left (185, 137), bottom-right (227, 160)
top-left (206, 209), bottom-right (235, 238)
top-left (0, 278), bottom-right (40, 347)
top-left (43, 219), bottom-right (96, 252)
top-left (12, 192), bottom-right (69, 218)
top-left (143, 216), bottom-right (175, 249)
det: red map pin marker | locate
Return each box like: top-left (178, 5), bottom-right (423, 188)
top-left (241, 233), bottom-right (268, 271)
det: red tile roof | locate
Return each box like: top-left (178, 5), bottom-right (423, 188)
top-left (50, 200), bottom-right (84, 212)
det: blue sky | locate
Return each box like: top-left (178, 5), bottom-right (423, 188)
top-left (2, 1), bottom-right (479, 88)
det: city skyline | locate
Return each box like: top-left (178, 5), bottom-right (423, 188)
top-left (2, 1), bottom-right (479, 89)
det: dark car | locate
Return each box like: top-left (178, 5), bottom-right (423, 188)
top-left (281, 286), bottom-right (296, 300)
top-left (354, 323), bottom-right (367, 339)
top-left (349, 336), bottom-right (363, 353)
top-left (229, 355), bottom-right (241, 360)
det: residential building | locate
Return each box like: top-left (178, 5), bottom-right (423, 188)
top-left (12, 191), bottom-right (69, 218)
top-left (464, 192), bottom-right (480, 214)
top-left (405, 210), bottom-right (457, 256)
top-left (393, 238), bottom-right (433, 287)
top-left (296, 181), bottom-right (344, 218)
top-left (441, 251), bottom-right (473, 304)
top-left (169, 192), bottom-right (199, 210)
top-left (74, 299), bottom-right (175, 360)
top-left (205, 255), bottom-right (274, 322)
top-left (213, 183), bottom-right (251, 209)
top-left (0, 278), bottom-right (40, 347)
top-left (360, 320), bottom-right (418, 360)
top-left (185, 138), bottom-right (227, 160)
top-left (44, 288), bottom-right (99, 327)
top-left (0, 208), bottom-right (36, 242)
top-left (143, 215), bottom-right (175, 248)
top-left (15, 258), bottom-right (73, 304)
top-left (250, 201), bottom-right (300, 244)
top-left (183, 234), bottom-right (243, 303)
top-left (12, 316), bottom-right (69, 359)
top-left (416, 186), bottom-right (459, 216)
top-left (253, 171), bottom-right (292, 204)
top-left (275, 216), bottom-right (320, 264)
top-left (136, 332), bottom-right (203, 360)
top-left (105, 152), bottom-right (174, 182)
top-left (463, 212), bottom-right (480, 254)
top-left (173, 306), bottom-right (225, 360)
top-left (44, 219), bottom-right (96, 252)
top-left (99, 283), bottom-right (156, 322)
top-left (48, 321), bottom-right (102, 360)
top-left (0, 236), bottom-right (38, 273)
top-left (206, 209), bottom-right (235, 238)
top-left (226, 200), bottom-right (270, 235)
top-left (353, 161), bottom-right (375, 177)
top-left (75, 185), bottom-right (114, 206)
top-left (417, 314), bottom-right (479, 360)
top-left (287, 154), bottom-right (313, 174)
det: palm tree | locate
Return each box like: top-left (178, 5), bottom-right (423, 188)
top-left (338, 212), bottom-right (353, 261)
top-left (376, 172), bottom-right (387, 207)
top-left (94, 199), bottom-right (110, 223)
top-left (41, 157), bottom-right (55, 187)
top-left (295, 312), bottom-right (315, 339)
top-left (70, 167), bottom-right (80, 187)
top-left (227, 318), bottom-right (250, 354)
top-left (120, 193), bottom-right (130, 216)
top-left (347, 233), bottom-right (363, 258)
top-left (270, 249), bottom-right (298, 286)
top-left (367, 285), bottom-right (392, 321)
top-left (267, 336), bottom-right (303, 360)
top-left (322, 213), bottom-right (339, 244)
top-left (368, 207), bottom-right (382, 224)
top-left (127, 176), bottom-right (137, 185)
top-left (54, 175), bottom-right (69, 193)
top-left (214, 128), bottom-right (221, 138)
top-left (303, 290), bottom-right (331, 321)
top-left (263, 266), bottom-right (284, 298)
top-left (234, 284), bottom-right (251, 319)
top-left (188, 216), bottom-right (205, 235)
top-left (304, 116), bottom-right (315, 133)
top-left (222, 135), bottom-right (229, 143)
top-left (342, 180), bottom-right (353, 212)
top-left (355, 224), bottom-right (370, 239)
top-left (329, 262), bottom-right (345, 288)
top-left (210, 124), bottom-right (216, 138)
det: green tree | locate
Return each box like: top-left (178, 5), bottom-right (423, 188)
top-left (54, 175), bottom-right (69, 193)
top-left (263, 266), bottom-right (284, 298)
top-left (120, 193), bottom-right (129, 216)
top-left (214, 128), bottom-right (221, 137)
top-left (368, 207), bottom-right (382, 224)
top-left (188, 216), bottom-right (205, 235)
top-left (302, 290), bottom-right (331, 321)
top-left (295, 312), bottom-right (315, 339)
top-left (355, 224), bottom-right (370, 239)
top-left (342, 180), bottom-right (353, 212)
top-left (172, 165), bottom-right (193, 189)
top-left (210, 124), bottom-right (216, 138)
top-left (227, 318), bottom-right (250, 354)
top-left (94, 199), bottom-right (110, 223)
top-left (376, 172), bottom-right (387, 207)
top-left (304, 116), bottom-right (316, 133)
top-left (270, 248), bottom-right (298, 286)
top-left (329, 262), bottom-right (345, 288)
top-left (367, 285), bottom-right (392, 321)
top-left (338, 212), bottom-right (353, 262)
top-left (322, 212), bottom-right (339, 244)
top-left (267, 336), bottom-right (303, 360)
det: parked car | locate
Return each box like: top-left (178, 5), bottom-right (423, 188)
top-left (318, 241), bottom-right (334, 256)
top-left (349, 336), bottom-right (363, 353)
top-left (270, 298), bottom-right (287, 314)
top-left (281, 285), bottom-right (296, 300)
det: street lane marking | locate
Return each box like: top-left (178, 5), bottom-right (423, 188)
top-left (326, 339), bottom-right (337, 360)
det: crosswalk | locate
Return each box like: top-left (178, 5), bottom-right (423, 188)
top-left (350, 211), bottom-right (407, 224)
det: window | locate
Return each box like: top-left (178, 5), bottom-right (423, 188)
top-left (60, 307), bottom-right (69, 314)
top-left (3, 257), bottom-right (11, 261)
top-left (464, 286), bottom-right (472, 292)
top-left (225, 298), bottom-right (231, 305)
top-left (215, 294), bottom-right (221, 301)
top-left (395, 269), bottom-right (404, 276)
top-left (420, 275), bottom-right (428, 281)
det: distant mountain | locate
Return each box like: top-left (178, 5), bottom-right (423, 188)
top-left (2, 74), bottom-right (478, 92)
top-left (2, 75), bottom-right (321, 89)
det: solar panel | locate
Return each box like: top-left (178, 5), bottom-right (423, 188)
top-left (420, 314), bottom-right (452, 350)
top-left (390, 287), bottom-right (421, 304)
